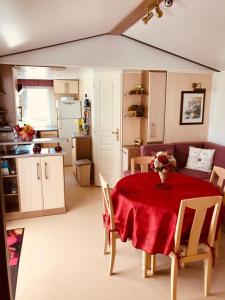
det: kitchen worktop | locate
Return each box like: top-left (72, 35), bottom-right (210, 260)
top-left (0, 137), bottom-right (68, 146)
top-left (71, 133), bottom-right (91, 139)
top-left (35, 127), bottom-right (59, 131)
top-left (1, 145), bottom-right (66, 159)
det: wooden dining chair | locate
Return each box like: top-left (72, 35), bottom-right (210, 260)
top-left (169, 196), bottom-right (222, 300)
top-left (210, 166), bottom-right (225, 202)
top-left (99, 173), bottom-right (119, 275)
top-left (210, 166), bottom-right (225, 256)
top-left (131, 155), bottom-right (156, 277)
top-left (131, 156), bottom-right (154, 174)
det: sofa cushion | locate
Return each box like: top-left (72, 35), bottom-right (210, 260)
top-left (173, 142), bottom-right (204, 168)
top-left (177, 167), bottom-right (211, 180)
top-left (204, 142), bottom-right (225, 169)
top-left (186, 146), bottom-right (215, 172)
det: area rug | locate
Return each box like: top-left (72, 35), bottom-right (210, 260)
top-left (7, 228), bottom-right (24, 298)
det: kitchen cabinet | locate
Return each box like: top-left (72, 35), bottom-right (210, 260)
top-left (17, 155), bottom-right (65, 212)
top-left (54, 80), bottom-right (79, 94)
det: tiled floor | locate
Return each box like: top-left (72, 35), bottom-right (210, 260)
top-left (7, 167), bottom-right (225, 300)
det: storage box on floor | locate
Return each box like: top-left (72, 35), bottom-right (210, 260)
top-left (75, 159), bottom-right (92, 186)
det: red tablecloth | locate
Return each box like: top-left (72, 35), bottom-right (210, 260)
top-left (111, 172), bottom-right (221, 255)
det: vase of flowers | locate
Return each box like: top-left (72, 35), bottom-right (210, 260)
top-left (150, 151), bottom-right (176, 184)
top-left (76, 118), bottom-right (84, 134)
top-left (14, 124), bottom-right (36, 141)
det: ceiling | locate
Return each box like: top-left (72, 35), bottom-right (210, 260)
top-left (0, 0), bottom-right (141, 56)
top-left (0, 0), bottom-right (225, 71)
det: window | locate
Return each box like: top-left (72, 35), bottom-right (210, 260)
top-left (21, 87), bottom-right (56, 127)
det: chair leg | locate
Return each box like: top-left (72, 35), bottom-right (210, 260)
top-left (215, 228), bottom-right (221, 258)
top-left (150, 255), bottom-right (156, 276)
top-left (204, 251), bottom-right (212, 296)
top-left (103, 228), bottom-right (109, 254)
top-left (171, 256), bottom-right (178, 300)
top-left (142, 251), bottom-right (151, 278)
top-left (109, 232), bottom-right (116, 275)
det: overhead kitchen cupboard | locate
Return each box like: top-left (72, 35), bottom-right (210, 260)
top-left (17, 155), bottom-right (65, 213)
top-left (53, 79), bottom-right (79, 94)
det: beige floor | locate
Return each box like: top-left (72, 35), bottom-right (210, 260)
top-left (7, 167), bottom-right (225, 300)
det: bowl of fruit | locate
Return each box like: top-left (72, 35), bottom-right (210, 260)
top-left (14, 124), bottom-right (36, 141)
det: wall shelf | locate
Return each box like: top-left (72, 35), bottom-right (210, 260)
top-left (2, 174), bottom-right (17, 178)
top-left (124, 93), bottom-right (148, 97)
top-left (4, 193), bottom-right (19, 197)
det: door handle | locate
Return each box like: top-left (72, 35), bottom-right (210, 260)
top-left (112, 128), bottom-right (119, 141)
top-left (37, 163), bottom-right (40, 180)
top-left (45, 162), bottom-right (48, 179)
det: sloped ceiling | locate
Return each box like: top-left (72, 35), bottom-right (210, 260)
top-left (0, 0), bottom-right (141, 56)
top-left (125, 0), bottom-right (225, 71)
top-left (0, 0), bottom-right (224, 71)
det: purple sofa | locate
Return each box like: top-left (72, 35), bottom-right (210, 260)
top-left (140, 141), bottom-right (225, 180)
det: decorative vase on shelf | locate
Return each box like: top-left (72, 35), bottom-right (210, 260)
top-left (158, 171), bottom-right (168, 184)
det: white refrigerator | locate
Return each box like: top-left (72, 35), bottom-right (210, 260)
top-left (58, 100), bottom-right (81, 165)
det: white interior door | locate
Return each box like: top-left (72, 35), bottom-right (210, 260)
top-left (93, 71), bottom-right (122, 187)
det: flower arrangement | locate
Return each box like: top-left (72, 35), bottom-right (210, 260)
top-left (150, 151), bottom-right (176, 173)
top-left (76, 118), bottom-right (84, 133)
top-left (14, 124), bottom-right (35, 141)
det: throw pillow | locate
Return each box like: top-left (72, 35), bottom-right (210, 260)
top-left (186, 146), bottom-right (215, 172)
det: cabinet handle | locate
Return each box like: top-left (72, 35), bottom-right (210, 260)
top-left (45, 162), bottom-right (48, 179)
top-left (37, 163), bottom-right (40, 180)
top-left (150, 123), bottom-right (155, 138)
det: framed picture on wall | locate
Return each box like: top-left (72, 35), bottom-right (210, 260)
top-left (180, 90), bottom-right (206, 125)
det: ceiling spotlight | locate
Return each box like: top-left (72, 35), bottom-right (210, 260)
top-left (155, 1), bottom-right (163, 18)
top-left (142, 7), bottom-right (154, 24)
top-left (164, 0), bottom-right (173, 7)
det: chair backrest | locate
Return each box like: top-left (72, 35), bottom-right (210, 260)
top-left (174, 196), bottom-right (222, 256)
top-left (99, 173), bottom-right (115, 231)
top-left (131, 156), bottom-right (153, 174)
top-left (210, 166), bottom-right (225, 203)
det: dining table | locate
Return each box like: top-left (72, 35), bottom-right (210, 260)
top-left (111, 172), bottom-right (221, 256)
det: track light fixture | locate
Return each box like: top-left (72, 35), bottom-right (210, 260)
top-left (155, 0), bottom-right (163, 18)
top-left (142, 7), bottom-right (154, 24)
top-left (164, 0), bottom-right (173, 7)
top-left (142, 0), bottom-right (174, 25)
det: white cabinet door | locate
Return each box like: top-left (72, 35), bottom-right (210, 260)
top-left (54, 80), bottom-right (66, 93)
top-left (41, 156), bottom-right (65, 209)
top-left (17, 157), bottom-right (43, 212)
top-left (54, 80), bottom-right (79, 94)
top-left (148, 72), bottom-right (167, 142)
top-left (67, 80), bottom-right (79, 94)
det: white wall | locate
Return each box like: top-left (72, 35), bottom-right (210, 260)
top-left (208, 72), bottom-right (225, 145)
top-left (164, 72), bottom-right (213, 143)
top-left (0, 35), bottom-right (212, 72)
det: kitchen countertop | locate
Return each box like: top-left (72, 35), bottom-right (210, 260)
top-left (71, 133), bottom-right (91, 139)
top-left (0, 137), bottom-right (68, 146)
top-left (34, 127), bottom-right (59, 131)
top-left (1, 145), bottom-right (66, 159)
